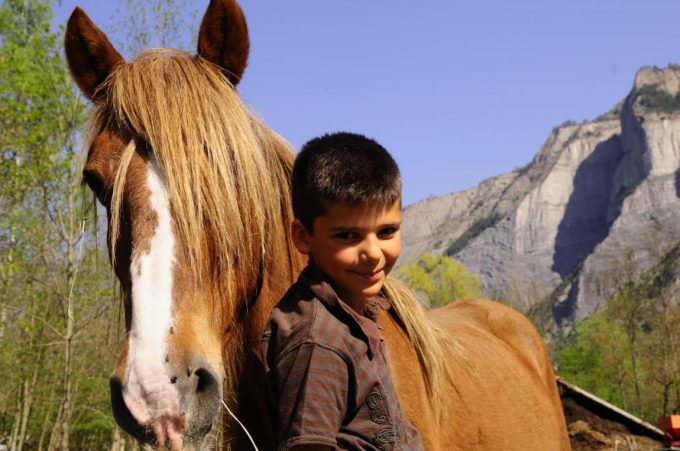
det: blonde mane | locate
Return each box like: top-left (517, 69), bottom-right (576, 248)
top-left (85, 48), bottom-right (458, 413)
top-left (383, 278), bottom-right (463, 412)
top-left (87, 49), bottom-right (296, 310)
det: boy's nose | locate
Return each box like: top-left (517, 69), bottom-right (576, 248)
top-left (359, 236), bottom-right (382, 262)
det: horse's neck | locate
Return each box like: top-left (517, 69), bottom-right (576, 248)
top-left (230, 249), bottom-right (304, 450)
top-left (242, 244), bottom-right (305, 352)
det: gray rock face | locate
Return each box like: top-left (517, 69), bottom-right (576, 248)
top-left (401, 65), bottom-right (680, 332)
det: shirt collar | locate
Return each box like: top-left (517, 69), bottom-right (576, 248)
top-left (299, 263), bottom-right (390, 357)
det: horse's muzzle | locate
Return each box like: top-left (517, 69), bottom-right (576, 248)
top-left (110, 359), bottom-right (222, 448)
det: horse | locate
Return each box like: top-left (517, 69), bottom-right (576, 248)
top-left (65, 1), bottom-right (571, 449)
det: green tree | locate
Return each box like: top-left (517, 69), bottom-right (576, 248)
top-left (0, 0), bottom-right (211, 448)
top-left (557, 246), bottom-right (680, 423)
top-left (395, 253), bottom-right (484, 307)
top-left (0, 0), bottom-right (120, 448)
top-left (641, 288), bottom-right (680, 416)
top-left (557, 313), bottom-right (631, 408)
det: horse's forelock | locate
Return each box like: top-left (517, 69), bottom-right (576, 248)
top-left (88, 49), bottom-right (296, 316)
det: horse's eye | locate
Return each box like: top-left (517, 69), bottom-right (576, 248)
top-left (82, 168), bottom-right (110, 204)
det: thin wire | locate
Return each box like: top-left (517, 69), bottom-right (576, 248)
top-left (221, 400), bottom-right (259, 451)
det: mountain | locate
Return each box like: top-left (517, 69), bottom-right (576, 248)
top-left (401, 65), bottom-right (680, 335)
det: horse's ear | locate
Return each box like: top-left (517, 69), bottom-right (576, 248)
top-left (65, 7), bottom-right (124, 101)
top-left (197, 0), bottom-right (250, 86)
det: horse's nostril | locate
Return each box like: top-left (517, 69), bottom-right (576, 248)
top-left (178, 363), bottom-right (221, 437)
top-left (195, 367), bottom-right (217, 394)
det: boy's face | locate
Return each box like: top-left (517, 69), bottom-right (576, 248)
top-left (292, 201), bottom-right (401, 311)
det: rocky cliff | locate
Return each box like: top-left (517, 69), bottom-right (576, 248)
top-left (401, 65), bottom-right (680, 334)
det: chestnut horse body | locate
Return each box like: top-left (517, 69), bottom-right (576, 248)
top-left (65, 1), bottom-right (570, 449)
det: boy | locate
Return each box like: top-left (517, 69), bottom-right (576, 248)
top-left (261, 132), bottom-right (424, 450)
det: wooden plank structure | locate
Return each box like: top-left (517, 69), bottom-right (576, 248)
top-left (557, 377), bottom-right (669, 450)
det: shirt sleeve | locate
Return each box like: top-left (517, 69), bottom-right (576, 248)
top-left (274, 341), bottom-right (349, 449)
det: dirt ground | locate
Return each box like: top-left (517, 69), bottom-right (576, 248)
top-left (562, 398), bottom-right (664, 451)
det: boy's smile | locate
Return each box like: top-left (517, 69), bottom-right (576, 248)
top-left (292, 201), bottom-right (401, 313)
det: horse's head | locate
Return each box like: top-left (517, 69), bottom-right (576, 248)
top-left (65, 1), bottom-right (298, 448)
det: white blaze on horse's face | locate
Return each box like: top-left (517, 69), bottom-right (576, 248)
top-left (123, 156), bottom-right (184, 447)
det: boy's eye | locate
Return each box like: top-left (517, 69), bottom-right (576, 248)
top-left (379, 227), bottom-right (399, 237)
top-left (333, 231), bottom-right (357, 241)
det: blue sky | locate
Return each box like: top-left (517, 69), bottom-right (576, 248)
top-left (54, 1), bottom-right (680, 206)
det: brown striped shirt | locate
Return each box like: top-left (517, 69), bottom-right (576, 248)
top-left (260, 264), bottom-right (423, 450)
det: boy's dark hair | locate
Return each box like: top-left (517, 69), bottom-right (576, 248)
top-left (292, 132), bottom-right (402, 232)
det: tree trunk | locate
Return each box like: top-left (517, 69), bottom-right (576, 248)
top-left (629, 345), bottom-right (643, 417)
top-left (0, 305), bottom-right (6, 340)
top-left (47, 402), bottom-right (63, 451)
top-left (619, 380), bottom-right (629, 413)
top-left (59, 327), bottom-right (74, 450)
top-left (58, 195), bottom-right (79, 450)
top-left (110, 427), bottom-right (127, 451)
top-left (9, 385), bottom-right (22, 451)
top-left (16, 368), bottom-right (37, 450)
top-left (662, 381), bottom-right (670, 416)
top-left (37, 405), bottom-right (52, 451)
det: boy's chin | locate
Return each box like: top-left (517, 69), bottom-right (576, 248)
top-left (358, 284), bottom-right (385, 300)
top-left (341, 286), bottom-right (381, 305)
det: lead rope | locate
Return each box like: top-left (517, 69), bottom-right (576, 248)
top-left (221, 400), bottom-right (259, 451)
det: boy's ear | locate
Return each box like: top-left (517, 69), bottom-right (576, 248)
top-left (291, 219), bottom-right (312, 255)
